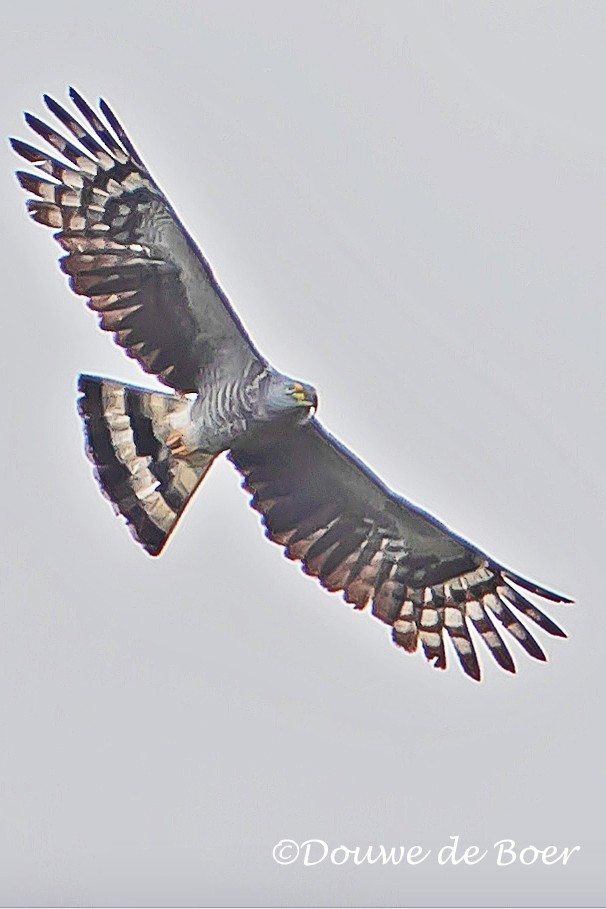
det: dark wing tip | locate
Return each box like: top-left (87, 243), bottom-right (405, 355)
top-left (68, 86), bottom-right (93, 111)
top-left (522, 633), bottom-right (547, 662)
top-left (454, 641), bottom-right (482, 682)
top-left (10, 137), bottom-right (53, 167)
top-left (15, 170), bottom-right (50, 194)
top-left (68, 86), bottom-right (91, 116)
top-left (24, 111), bottom-right (44, 131)
top-left (499, 566), bottom-right (574, 604)
top-left (465, 662), bottom-right (482, 682)
top-left (98, 97), bottom-right (145, 165)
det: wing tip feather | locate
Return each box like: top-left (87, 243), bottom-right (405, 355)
top-left (499, 565), bottom-right (574, 604)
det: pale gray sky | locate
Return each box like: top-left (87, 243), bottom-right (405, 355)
top-left (1, 2), bottom-right (604, 906)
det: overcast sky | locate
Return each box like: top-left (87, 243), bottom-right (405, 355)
top-left (1, 2), bottom-right (604, 906)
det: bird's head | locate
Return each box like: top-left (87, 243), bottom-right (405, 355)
top-left (265, 372), bottom-right (318, 423)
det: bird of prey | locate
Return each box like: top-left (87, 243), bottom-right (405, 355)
top-left (11, 88), bottom-right (572, 681)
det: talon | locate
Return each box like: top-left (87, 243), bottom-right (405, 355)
top-left (166, 429), bottom-right (190, 458)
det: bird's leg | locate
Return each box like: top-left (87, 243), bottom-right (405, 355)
top-left (166, 429), bottom-right (190, 459)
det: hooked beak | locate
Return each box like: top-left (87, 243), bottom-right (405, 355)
top-left (292, 382), bottom-right (317, 409)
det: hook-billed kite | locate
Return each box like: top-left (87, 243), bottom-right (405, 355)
top-left (11, 89), bottom-right (572, 680)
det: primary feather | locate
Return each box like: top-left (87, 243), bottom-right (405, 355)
top-left (13, 87), bottom-right (263, 392)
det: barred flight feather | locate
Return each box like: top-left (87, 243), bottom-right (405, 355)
top-left (12, 88), bottom-right (263, 392)
top-left (229, 421), bottom-right (572, 681)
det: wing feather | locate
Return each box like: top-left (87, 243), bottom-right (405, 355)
top-left (229, 420), bottom-right (572, 681)
top-left (12, 89), bottom-right (265, 391)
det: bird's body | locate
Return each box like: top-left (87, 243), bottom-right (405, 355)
top-left (186, 366), bottom-right (317, 455)
top-left (12, 88), bottom-right (573, 680)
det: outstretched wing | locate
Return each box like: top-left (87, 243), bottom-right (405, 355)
top-left (229, 420), bottom-right (572, 681)
top-left (11, 88), bottom-right (264, 392)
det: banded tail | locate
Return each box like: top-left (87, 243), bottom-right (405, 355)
top-left (78, 375), bottom-right (216, 555)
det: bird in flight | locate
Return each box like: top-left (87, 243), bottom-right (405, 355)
top-left (11, 88), bottom-right (572, 681)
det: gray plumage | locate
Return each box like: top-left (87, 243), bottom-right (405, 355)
top-left (12, 88), bottom-right (573, 681)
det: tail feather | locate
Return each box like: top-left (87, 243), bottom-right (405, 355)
top-left (78, 375), bottom-right (215, 555)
